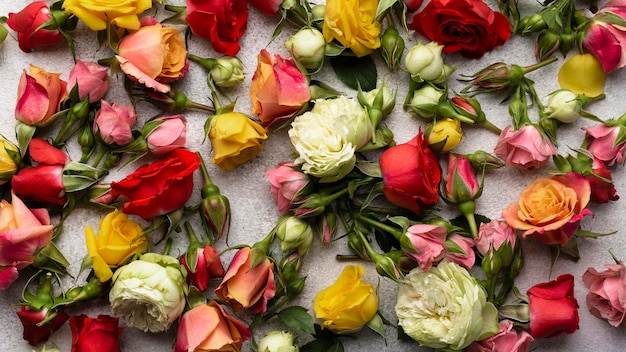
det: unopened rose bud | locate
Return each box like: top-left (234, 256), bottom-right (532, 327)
top-left (426, 118), bottom-right (463, 153)
top-left (407, 84), bottom-right (445, 119)
top-left (482, 251), bottom-right (503, 276)
top-left (380, 26), bottom-right (405, 72)
top-left (258, 331), bottom-right (299, 352)
top-left (465, 62), bottom-right (512, 91)
top-left (211, 56), bottom-right (245, 87)
top-left (311, 4), bottom-right (326, 22)
top-left (0, 136), bottom-right (20, 184)
top-left (462, 150), bottom-right (505, 169)
top-left (443, 154), bottom-right (482, 203)
top-left (405, 42), bottom-right (449, 83)
top-left (518, 13), bottom-right (546, 34)
top-left (535, 29), bottom-right (560, 61)
top-left (359, 83), bottom-right (396, 116)
top-left (285, 28), bottom-right (326, 70)
top-left (543, 89), bottom-right (581, 123)
top-left (276, 215), bottom-right (313, 254)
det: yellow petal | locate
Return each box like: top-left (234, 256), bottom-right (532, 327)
top-left (558, 53), bottom-right (605, 97)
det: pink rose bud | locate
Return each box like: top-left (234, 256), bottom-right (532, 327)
top-left (401, 224), bottom-right (447, 271)
top-left (67, 59), bottom-right (110, 103)
top-left (494, 124), bottom-right (557, 169)
top-left (93, 101), bottom-right (137, 146)
top-left (443, 154), bottom-right (482, 204)
top-left (145, 115), bottom-right (188, 155)
top-left (445, 234), bottom-right (475, 270)
top-left (584, 123), bottom-right (626, 166)
top-left (266, 162), bottom-right (311, 214)
top-left (476, 220), bottom-right (517, 257)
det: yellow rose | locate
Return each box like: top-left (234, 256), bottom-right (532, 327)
top-left (208, 112), bottom-right (268, 171)
top-left (85, 209), bottom-right (147, 282)
top-left (313, 265), bottom-right (378, 333)
top-left (322, 0), bottom-right (381, 57)
top-left (0, 137), bottom-right (19, 185)
top-left (62, 0), bottom-right (152, 31)
top-left (427, 118), bottom-right (463, 153)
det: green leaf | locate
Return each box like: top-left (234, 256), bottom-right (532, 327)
top-left (278, 306), bottom-right (316, 334)
top-left (301, 338), bottom-right (344, 352)
top-left (330, 55), bottom-right (377, 91)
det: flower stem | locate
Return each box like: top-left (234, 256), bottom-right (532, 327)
top-left (355, 214), bottom-right (403, 240)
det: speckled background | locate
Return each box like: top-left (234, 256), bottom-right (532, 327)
top-left (1, 1), bottom-right (626, 351)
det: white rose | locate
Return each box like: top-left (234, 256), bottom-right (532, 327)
top-left (289, 110), bottom-right (356, 183)
top-left (310, 96), bottom-right (373, 150)
top-left (543, 89), bottom-right (581, 123)
top-left (395, 260), bottom-right (499, 351)
top-left (109, 253), bottom-right (187, 332)
top-left (405, 42), bottom-right (447, 83)
top-left (257, 330), bottom-right (299, 352)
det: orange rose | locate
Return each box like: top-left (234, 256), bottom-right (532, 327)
top-left (502, 172), bottom-right (592, 245)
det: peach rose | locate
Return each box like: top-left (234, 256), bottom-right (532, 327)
top-left (502, 172), bottom-right (592, 245)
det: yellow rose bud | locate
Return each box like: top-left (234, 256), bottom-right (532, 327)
top-left (208, 112), bottom-right (268, 171)
top-left (85, 209), bottom-right (147, 282)
top-left (62, 0), bottom-right (152, 31)
top-left (322, 0), bottom-right (381, 57)
top-left (313, 265), bottom-right (378, 333)
top-left (427, 118), bottom-right (464, 153)
top-left (0, 136), bottom-right (19, 185)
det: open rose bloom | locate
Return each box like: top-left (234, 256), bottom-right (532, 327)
top-left (583, 261), bottom-right (626, 327)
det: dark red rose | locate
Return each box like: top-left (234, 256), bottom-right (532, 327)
top-left (17, 307), bottom-right (70, 346)
top-left (111, 148), bottom-right (201, 219)
top-left (587, 158), bottom-right (619, 203)
top-left (527, 274), bottom-right (579, 338)
top-left (185, 0), bottom-right (248, 56)
top-left (409, 0), bottom-right (511, 59)
top-left (70, 315), bottom-right (123, 352)
top-left (6, 2), bottom-right (63, 53)
top-left (379, 130), bottom-right (441, 214)
top-left (12, 138), bottom-right (70, 205)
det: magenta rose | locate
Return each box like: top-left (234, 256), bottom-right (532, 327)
top-left (584, 124), bottom-right (626, 166)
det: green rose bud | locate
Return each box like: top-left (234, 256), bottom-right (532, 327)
top-left (210, 56), bottom-right (245, 88)
top-left (276, 215), bottom-right (314, 254)
top-left (285, 28), bottom-right (326, 70)
top-left (257, 330), bottom-right (299, 352)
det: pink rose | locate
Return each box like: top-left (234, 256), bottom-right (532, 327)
top-left (15, 65), bottom-right (68, 127)
top-left (581, 0), bottom-right (626, 73)
top-left (445, 234), bottom-right (475, 270)
top-left (266, 162), bottom-right (311, 214)
top-left (584, 124), bottom-right (626, 166)
top-left (250, 49), bottom-right (311, 128)
top-left (494, 125), bottom-right (556, 169)
top-left (215, 246), bottom-right (276, 313)
top-left (146, 115), bottom-right (188, 155)
top-left (583, 261), bottom-right (626, 327)
top-left (475, 220), bottom-right (516, 256)
top-left (67, 59), bottom-right (110, 103)
top-left (401, 224), bottom-right (447, 271)
top-left (466, 319), bottom-right (534, 352)
top-left (93, 101), bottom-right (137, 146)
top-left (0, 192), bottom-right (54, 290)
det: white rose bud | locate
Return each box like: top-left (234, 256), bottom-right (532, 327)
top-left (405, 42), bottom-right (451, 83)
top-left (257, 330), bottom-right (299, 352)
top-left (109, 253), bottom-right (187, 332)
top-left (276, 215), bottom-right (313, 254)
top-left (395, 260), bottom-right (499, 351)
top-left (210, 56), bottom-right (245, 88)
top-left (361, 83), bottom-right (396, 116)
top-left (543, 89), bottom-right (581, 123)
top-left (408, 85), bottom-right (444, 119)
top-left (310, 96), bottom-right (373, 150)
top-left (285, 28), bottom-right (326, 70)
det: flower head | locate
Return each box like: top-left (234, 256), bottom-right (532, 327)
top-left (322, 0), bottom-right (381, 57)
top-left (208, 112), bottom-right (268, 171)
top-left (62, 0), bottom-right (152, 31)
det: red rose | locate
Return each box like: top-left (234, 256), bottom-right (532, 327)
top-left (587, 158), bottom-right (619, 203)
top-left (6, 2), bottom-right (63, 53)
top-left (17, 307), bottom-right (70, 346)
top-left (185, 0), bottom-right (248, 56)
top-left (12, 138), bottom-right (70, 205)
top-left (527, 274), bottom-right (580, 338)
top-left (409, 0), bottom-right (511, 59)
top-left (379, 130), bottom-right (441, 214)
top-left (69, 315), bottom-right (123, 352)
top-left (111, 148), bottom-right (201, 219)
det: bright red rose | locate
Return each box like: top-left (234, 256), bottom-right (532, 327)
top-left (17, 307), bottom-right (69, 346)
top-left (6, 2), bottom-right (63, 53)
top-left (69, 315), bottom-right (123, 352)
top-left (379, 130), bottom-right (441, 214)
top-left (186, 0), bottom-right (248, 56)
top-left (527, 274), bottom-right (579, 338)
top-left (111, 149), bottom-right (201, 219)
top-left (12, 138), bottom-right (69, 205)
top-left (248, 0), bottom-right (282, 15)
top-left (409, 0), bottom-right (511, 59)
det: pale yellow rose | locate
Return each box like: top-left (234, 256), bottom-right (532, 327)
top-left (208, 112), bottom-right (268, 171)
top-left (86, 209), bottom-right (147, 282)
top-left (313, 265), bottom-right (378, 333)
top-left (322, 0), bottom-right (381, 57)
top-left (63, 0), bottom-right (152, 31)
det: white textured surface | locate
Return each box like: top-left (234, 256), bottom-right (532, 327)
top-left (0, 1), bottom-right (626, 351)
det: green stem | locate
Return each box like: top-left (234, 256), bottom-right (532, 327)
top-left (355, 214), bottom-right (403, 240)
top-left (91, 148), bottom-right (108, 168)
top-left (459, 201), bottom-right (478, 238)
top-left (521, 56), bottom-right (558, 74)
top-left (482, 119), bottom-right (502, 135)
